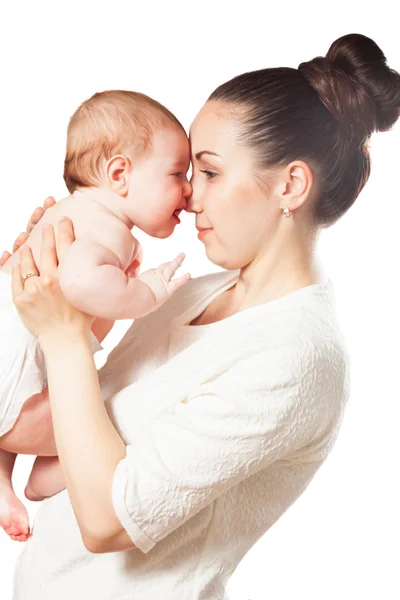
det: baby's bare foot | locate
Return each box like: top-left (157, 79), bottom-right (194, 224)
top-left (0, 483), bottom-right (30, 542)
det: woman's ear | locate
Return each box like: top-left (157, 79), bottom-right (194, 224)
top-left (105, 155), bottom-right (132, 196)
top-left (279, 160), bottom-right (313, 211)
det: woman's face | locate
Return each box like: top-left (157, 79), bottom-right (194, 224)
top-left (186, 101), bottom-right (282, 270)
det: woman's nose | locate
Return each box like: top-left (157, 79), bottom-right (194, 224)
top-left (185, 188), bottom-right (202, 213)
top-left (186, 173), bottom-right (204, 213)
top-left (182, 178), bottom-right (200, 213)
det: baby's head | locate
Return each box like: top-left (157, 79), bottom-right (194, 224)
top-left (64, 90), bottom-right (191, 237)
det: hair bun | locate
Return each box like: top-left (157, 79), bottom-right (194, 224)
top-left (298, 33), bottom-right (400, 139)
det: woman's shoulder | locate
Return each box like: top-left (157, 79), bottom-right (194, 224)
top-left (223, 278), bottom-right (350, 397)
top-left (178, 269), bottom-right (238, 300)
top-left (265, 280), bottom-right (350, 408)
top-left (273, 279), bottom-right (350, 367)
top-left (144, 269), bottom-right (239, 324)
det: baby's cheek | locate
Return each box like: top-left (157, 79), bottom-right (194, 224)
top-left (171, 181), bottom-right (183, 202)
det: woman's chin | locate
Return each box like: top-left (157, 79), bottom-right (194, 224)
top-left (203, 246), bottom-right (239, 270)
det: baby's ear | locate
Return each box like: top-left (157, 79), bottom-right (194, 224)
top-left (105, 154), bottom-right (131, 195)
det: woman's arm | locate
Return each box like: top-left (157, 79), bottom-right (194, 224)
top-left (11, 222), bottom-right (135, 552)
top-left (11, 220), bottom-right (345, 558)
top-left (38, 329), bottom-right (134, 551)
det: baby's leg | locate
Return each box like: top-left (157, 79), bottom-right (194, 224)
top-left (25, 456), bottom-right (65, 502)
top-left (0, 387), bottom-right (57, 456)
top-left (0, 449), bottom-right (29, 542)
top-left (0, 386), bottom-right (56, 542)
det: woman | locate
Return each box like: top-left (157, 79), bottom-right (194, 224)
top-left (3, 33), bottom-right (400, 600)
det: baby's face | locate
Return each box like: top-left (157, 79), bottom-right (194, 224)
top-left (126, 127), bottom-right (191, 238)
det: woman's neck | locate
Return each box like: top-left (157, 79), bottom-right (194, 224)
top-left (230, 232), bottom-right (321, 313)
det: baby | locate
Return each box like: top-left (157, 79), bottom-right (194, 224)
top-left (0, 90), bottom-right (191, 541)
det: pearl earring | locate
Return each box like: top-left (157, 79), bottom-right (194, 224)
top-left (283, 206), bottom-right (292, 218)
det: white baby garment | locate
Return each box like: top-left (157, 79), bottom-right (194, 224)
top-left (0, 271), bottom-right (103, 437)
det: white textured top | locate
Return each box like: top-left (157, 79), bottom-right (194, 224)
top-left (13, 268), bottom-right (350, 600)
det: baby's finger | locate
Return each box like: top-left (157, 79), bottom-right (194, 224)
top-left (162, 253), bottom-right (185, 280)
top-left (167, 253), bottom-right (185, 267)
top-left (168, 273), bottom-right (191, 294)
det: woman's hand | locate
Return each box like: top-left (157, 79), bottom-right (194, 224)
top-left (0, 196), bottom-right (56, 266)
top-left (11, 218), bottom-right (95, 344)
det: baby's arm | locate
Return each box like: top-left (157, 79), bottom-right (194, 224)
top-left (59, 237), bottom-right (156, 320)
top-left (59, 235), bottom-right (188, 320)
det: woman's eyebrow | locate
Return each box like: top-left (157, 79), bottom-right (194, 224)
top-left (195, 151), bottom-right (220, 160)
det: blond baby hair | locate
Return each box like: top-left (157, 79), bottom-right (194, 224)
top-left (64, 90), bottom-right (184, 193)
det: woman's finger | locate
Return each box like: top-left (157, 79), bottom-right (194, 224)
top-left (56, 218), bottom-right (75, 262)
top-left (43, 196), bottom-right (56, 210)
top-left (18, 246), bottom-right (39, 282)
top-left (12, 232), bottom-right (29, 253)
top-left (0, 251), bottom-right (11, 267)
top-left (11, 263), bottom-right (24, 299)
top-left (26, 197), bottom-right (56, 234)
top-left (26, 208), bottom-right (44, 234)
top-left (40, 225), bottom-right (58, 276)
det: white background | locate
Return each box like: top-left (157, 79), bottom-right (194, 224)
top-left (0, 1), bottom-right (399, 598)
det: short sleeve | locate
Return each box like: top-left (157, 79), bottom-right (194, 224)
top-left (111, 339), bottom-right (344, 553)
top-left (89, 330), bottom-right (103, 354)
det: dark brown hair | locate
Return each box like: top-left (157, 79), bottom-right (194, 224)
top-left (209, 34), bottom-right (400, 227)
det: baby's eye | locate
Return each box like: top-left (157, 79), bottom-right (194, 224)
top-left (173, 172), bottom-right (182, 178)
top-left (199, 169), bottom-right (217, 179)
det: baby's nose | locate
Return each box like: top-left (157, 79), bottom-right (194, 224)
top-left (183, 179), bottom-right (192, 199)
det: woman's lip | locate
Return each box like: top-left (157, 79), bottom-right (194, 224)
top-left (197, 228), bottom-right (213, 240)
top-left (172, 214), bottom-right (181, 223)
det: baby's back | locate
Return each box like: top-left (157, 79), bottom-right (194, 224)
top-left (1, 194), bottom-right (134, 276)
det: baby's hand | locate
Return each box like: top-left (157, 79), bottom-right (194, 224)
top-left (137, 253), bottom-right (191, 308)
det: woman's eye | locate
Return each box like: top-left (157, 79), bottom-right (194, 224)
top-left (199, 169), bottom-right (217, 179)
top-left (173, 172), bottom-right (182, 178)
